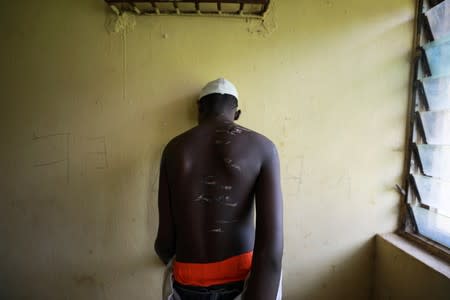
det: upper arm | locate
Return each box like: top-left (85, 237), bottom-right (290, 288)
top-left (244, 140), bottom-right (283, 299)
top-left (155, 146), bottom-right (176, 264)
top-left (254, 141), bottom-right (283, 258)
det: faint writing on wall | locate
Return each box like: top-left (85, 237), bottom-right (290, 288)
top-left (85, 136), bottom-right (109, 170)
top-left (284, 155), bottom-right (304, 196)
top-left (32, 133), bottom-right (108, 183)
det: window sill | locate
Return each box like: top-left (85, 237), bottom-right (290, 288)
top-left (377, 233), bottom-right (450, 279)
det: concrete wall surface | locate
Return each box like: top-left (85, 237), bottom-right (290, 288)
top-left (0, 0), bottom-right (415, 299)
top-left (374, 234), bottom-right (450, 300)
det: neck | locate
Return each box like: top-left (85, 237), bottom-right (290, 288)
top-left (199, 113), bottom-right (233, 125)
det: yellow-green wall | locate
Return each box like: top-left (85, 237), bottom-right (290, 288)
top-left (374, 235), bottom-right (450, 300)
top-left (1, 0), bottom-right (415, 299)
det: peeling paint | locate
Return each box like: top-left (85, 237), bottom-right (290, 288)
top-left (2, 0), bottom-right (416, 298)
top-left (245, 0), bottom-right (277, 38)
top-left (105, 12), bottom-right (136, 34)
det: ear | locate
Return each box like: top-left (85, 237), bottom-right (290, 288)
top-left (234, 110), bottom-right (241, 121)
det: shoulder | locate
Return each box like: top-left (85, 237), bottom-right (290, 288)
top-left (237, 124), bottom-right (278, 158)
top-left (162, 127), bottom-right (197, 158)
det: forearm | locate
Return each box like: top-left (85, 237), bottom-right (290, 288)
top-left (243, 249), bottom-right (282, 300)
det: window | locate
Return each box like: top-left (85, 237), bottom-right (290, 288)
top-left (104, 0), bottom-right (270, 18)
top-left (402, 0), bottom-right (450, 254)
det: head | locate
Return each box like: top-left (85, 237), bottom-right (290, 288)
top-left (197, 93), bottom-right (241, 123)
top-left (197, 78), bottom-right (241, 123)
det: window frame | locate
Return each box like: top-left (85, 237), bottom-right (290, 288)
top-left (399, 0), bottom-right (450, 262)
top-left (104, 0), bottom-right (271, 18)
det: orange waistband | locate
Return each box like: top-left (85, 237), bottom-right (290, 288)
top-left (173, 251), bottom-right (253, 287)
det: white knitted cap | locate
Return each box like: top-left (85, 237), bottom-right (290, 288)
top-left (199, 78), bottom-right (239, 101)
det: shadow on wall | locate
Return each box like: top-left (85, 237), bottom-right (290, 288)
top-left (1, 91), bottom-right (199, 300)
top-left (2, 145), bottom-right (159, 299)
top-left (283, 238), bottom-right (376, 300)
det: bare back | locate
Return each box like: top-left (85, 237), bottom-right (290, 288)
top-left (163, 119), bottom-right (268, 263)
top-left (156, 115), bottom-right (283, 299)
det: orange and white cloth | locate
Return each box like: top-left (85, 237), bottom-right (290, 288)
top-left (162, 252), bottom-right (282, 300)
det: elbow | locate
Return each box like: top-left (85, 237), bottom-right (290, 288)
top-left (154, 239), bottom-right (164, 261)
top-left (154, 238), bottom-right (174, 265)
top-left (154, 239), bottom-right (162, 257)
top-left (268, 250), bottom-right (283, 273)
top-left (254, 246), bottom-right (283, 274)
top-left (266, 239), bottom-right (283, 270)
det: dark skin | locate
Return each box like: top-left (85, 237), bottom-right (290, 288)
top-left (155, 94), bottom-right (283, 299)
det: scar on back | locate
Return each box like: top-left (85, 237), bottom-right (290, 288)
top-left (203, 175), bottom-right (217, 185)
top-left (194, 195), bottom-right (210, 203)
top-left (224, 158), bottom-right (241, 171)
top-left (215, 140), bottom-right (231, 145)
top-left (216, 220), bottom-right (238, 224)
top-left (215, 125), bottom-right (250, 136)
